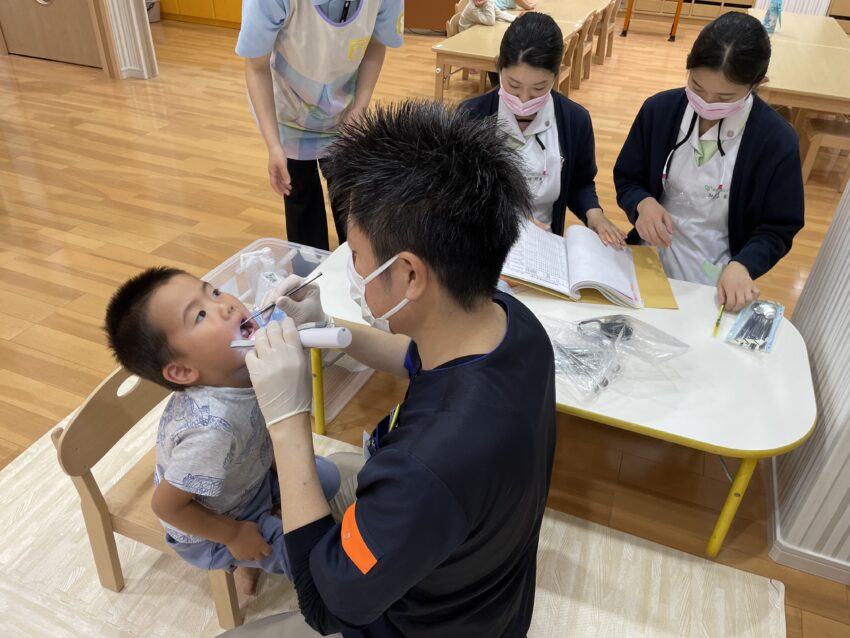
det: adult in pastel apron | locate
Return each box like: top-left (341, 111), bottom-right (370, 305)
top-left (613, 13), bottom-right (804, 311)
top-left (237, 0), bottom-right (404, 250)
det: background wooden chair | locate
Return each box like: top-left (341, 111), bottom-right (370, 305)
top-left (443, 9), bottom-right (489, 94)
top-left (571, 10), bottom-right (602, 90)
top-left (558, 31), bottom-right (581, 97)
top-left (801, 116), bottom-right (850, 192)
top-left (594, 0), bottom-right (619, 65)
top-left (51, 367), bottom-right (245, 630)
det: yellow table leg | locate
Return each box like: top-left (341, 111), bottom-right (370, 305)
top-left (706, 457), bottom-right (758, 558)
top-left (311, 348), bottom-right (325, 436)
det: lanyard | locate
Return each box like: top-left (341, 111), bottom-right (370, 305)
top-left (340, 0), bottom-right (352, 22)
top-left (662, 112), bottom-right (728, 197)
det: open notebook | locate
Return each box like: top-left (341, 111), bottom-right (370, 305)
top-left (503, 222), bottom-right (644, 308)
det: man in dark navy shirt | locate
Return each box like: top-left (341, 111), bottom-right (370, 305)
top-left (244, 100), bottom-right (556, 637)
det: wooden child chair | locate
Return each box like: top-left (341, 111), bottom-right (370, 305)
top-left (51, 367), bottom-right (245, 629)
top-left (801, 116), bottom-right (850, 192)
top-left (594, 0), bottom-right (619, 65)
top-left (558, 31), bottom-right (581, 97)
top-left (443, 5), bottom-right (490, 94)
top-left (571, 10), bottom-right (603, 90)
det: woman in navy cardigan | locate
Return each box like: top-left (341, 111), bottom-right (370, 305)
top-left (461, 12), bottom-right (625, 245)
top-left (614, 13), bottom-right (804, 311)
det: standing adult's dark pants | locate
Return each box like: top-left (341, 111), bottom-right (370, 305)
top-left (284, 158), bottom-right (346, 251)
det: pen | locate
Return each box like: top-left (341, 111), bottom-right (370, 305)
top-left (712, 303), bottom-right (725, 337)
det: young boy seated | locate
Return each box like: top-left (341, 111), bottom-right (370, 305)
top-left (104, 267), bottom-right (340, 595)
top-left (459, 0), bottom-right (517, 31)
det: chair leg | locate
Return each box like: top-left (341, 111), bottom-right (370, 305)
top-left (839, 157), bottom-right (850, 192)
top-left (478, 71), bottom-right (488, 93)
top-left (594, 33), bottom-right (605, 64)
top-left (607, 31), bottom-right (614, 57)
top-left (583, 51), bottom-right (592, 80)
top-left (209, 569), bottom-right (243, 629)
top-left (71, 472), bottom-right (125, 592)
top-left (462, 68), bottom-right (469, 80)
top-left (801, 134), bottom-right (822, 183)
top-left (571, 52), bottom-right (583, 90)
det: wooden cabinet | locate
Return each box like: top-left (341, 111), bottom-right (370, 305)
top-left (213, 0), bottom-right (242, 23)
top-left (662, 0), bottom-right (690, 15)
top-left (635, 0), bottom-right (663, 12)
top-left (162, 0), bottom-right (242, 26)
top-left (407, 0), bottom-right (455, 31)
top-left (178, 0), bottom-right (216, 19)
top-left (691, 0), bottom-right (722, 17)
top-left (632, 0), bottom-right (754, 21)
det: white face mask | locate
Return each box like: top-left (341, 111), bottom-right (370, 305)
top-left (347, 252), bottom-right (409, 333)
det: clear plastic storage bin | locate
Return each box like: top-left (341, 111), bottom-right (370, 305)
top-left (204, 238), bottom-right (330, 309)
top-left (204, 239), bottom-right (372, 427)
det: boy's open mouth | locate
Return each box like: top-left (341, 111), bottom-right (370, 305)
top-left (239, 317), bottom-right (258, 340)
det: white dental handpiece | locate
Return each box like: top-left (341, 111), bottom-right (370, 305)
top-left (230, 326), bottom-right (352, 350)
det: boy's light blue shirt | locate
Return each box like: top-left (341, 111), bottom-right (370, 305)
top-left (495, 0), bottom-right (517, 9)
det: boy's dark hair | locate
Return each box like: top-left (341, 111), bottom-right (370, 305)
top-left (497, 12), bottom-right (564, 76)
top-left (687, 13), bottom-right (771, 86)
top-left (322, 100), bottom-right (532, 311)
top-left (104, 267), bottom-right (188, 391)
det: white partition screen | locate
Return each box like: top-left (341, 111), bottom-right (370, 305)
top-left (769, 184), bottom-right (850, 584)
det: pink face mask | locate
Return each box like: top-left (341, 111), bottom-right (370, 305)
top-left (685, 86), bottom-right (749, 121)
top-left (498, 86), bottom-right (552, 118)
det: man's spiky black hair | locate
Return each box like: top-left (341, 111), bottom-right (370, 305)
top-left (323, 99), bottom-right (532, 310)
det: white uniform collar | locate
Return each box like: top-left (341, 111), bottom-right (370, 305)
top-left (498, 94), bottom-right (556, 144)
top-left (680, 94), bottom-right (753, 149)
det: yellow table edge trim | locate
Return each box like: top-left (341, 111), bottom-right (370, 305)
top-left (556, 402), bottom-right (818, 458)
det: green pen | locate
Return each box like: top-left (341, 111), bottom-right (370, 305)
top-left (712, 303), bottom-right (725, 337)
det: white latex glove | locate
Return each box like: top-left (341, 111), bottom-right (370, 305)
top-left (261, 274), bottom-right (328, 326)
top-left (245, 318), bottom-right (312, 427)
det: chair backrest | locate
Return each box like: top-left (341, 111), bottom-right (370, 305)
top-left (447, 11), bottom-right (463, 37)
top-left (53, 366), bottom-right (170, 477)
top-left (558, 30), bottom-right (581, 90)
top-left (561, 30), bottom-right (580, 73)
top-left (605, 0), bottom-right (618, 28)
top-left (576, 11), bottom-right (595, 48)
top-left (585, 11), bottom-right (602, 45)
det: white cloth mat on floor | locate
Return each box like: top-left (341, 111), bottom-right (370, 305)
top-left (0, 405), bottom-right (785, 637)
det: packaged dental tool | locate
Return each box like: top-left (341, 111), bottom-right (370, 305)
top-left (541, 317), bottom-right (623, 403)
top-left (725, 300), bottom-right (784, 353)
top-left (576, 315), bottom-right (690, 362)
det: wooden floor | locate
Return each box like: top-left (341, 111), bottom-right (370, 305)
top-left (1, 17), bottom-right (848, 638)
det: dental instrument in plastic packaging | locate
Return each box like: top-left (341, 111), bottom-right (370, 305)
top-left (725, 300), bottom-right (783, 353)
